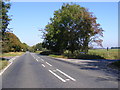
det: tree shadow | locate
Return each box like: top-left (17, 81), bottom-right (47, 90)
top-left (78, 59), bottom-right (120, 81)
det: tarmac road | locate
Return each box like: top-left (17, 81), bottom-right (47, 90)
top-left (2, 52), bottom-right (119, 88)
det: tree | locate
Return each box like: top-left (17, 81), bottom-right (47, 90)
top-left (0, 0), bottom-right (11, 35)
top-left (0, 0), bottom-right (11, 53)
top-left (32, 43), bottom-right (44, 52)
top-left (1, 32), bottom-right (28, 52)
top-left (43, 3), bottom-right (104, 54)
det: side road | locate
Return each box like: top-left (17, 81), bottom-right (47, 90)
top-left (48, 56), bottom-right (119, 77)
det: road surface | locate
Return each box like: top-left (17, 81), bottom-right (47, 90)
top-left (2, 52), bottom-right (119, 88)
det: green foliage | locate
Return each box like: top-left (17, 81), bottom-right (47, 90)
top-left (33, 43), bottom-right (43, 51)
top-left (43, 3), bottom-right (103, 54)
top-left (63, 50), bottom-right (105, 59)
top-left (0, 60), bottom-right (8, 70)
top-left (1, 32), bottom-right (29, 52)
top-left (40, 51), bottom-right (53, 55)
top-left (40, 50), bottom-right (61, 55)
top-left (1, 52), bottom-right (24, 57)
top-left (0, 0), bottom-right (11, 35)
top-left (88, 49), bottom-right (119, 60)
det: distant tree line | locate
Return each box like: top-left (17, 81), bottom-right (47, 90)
top-left (111, 47), bottom-right (120, 49)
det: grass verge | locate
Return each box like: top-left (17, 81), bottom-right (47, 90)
top-left (88, 49), bottom-right (119, 60)
top-left (0, 60), bottom-right (9, 70)
top-left (0, 52), bottom-right (25, 57)
top-left (49, 54), bottom-right (68, 59)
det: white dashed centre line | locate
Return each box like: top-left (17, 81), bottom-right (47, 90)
top-left (56, 69), bottom-right (76, 81)
top-left (46, 62), bottom-right (52, 66)
top-left (41, 59), bottom-right (44, 61)
top-left (42, 64), bottom-right (45, 67)
top-left (49, 70), bottom-right (66, 82)
top-left (36, 59), bottom-right (38, 62)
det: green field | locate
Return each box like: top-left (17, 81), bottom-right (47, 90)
top-left (88, 49), bottom-right (119, 60)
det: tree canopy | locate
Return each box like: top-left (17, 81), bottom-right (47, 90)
top-left (1, 32), bottom-right (29, 52)
top-left (43, 3), bottom-right (104, 54)
top-left (0, 0), bottom-right (11, 35)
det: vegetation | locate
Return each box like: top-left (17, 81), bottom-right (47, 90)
top-left (43, 3), bottom-right (103, 54)
top-left (1, 32), bottom-right (29, 53)
top-left (32, 43), bottom-right (46, 52)
top-left (0, 0), bottom-right (11, 34)
top-left (0, 59), bottom-right (8, 70)
top-left (39, 49), bottom-right (119, 60)
top-left (88, 49), bottom-right (119, 60)
top-left (0, 52), bottom-right (24, 57)
top-left (110, 60), bottom-right (120, 69)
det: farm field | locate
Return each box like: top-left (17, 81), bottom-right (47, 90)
top-left (88, 49), bottom-right (119, 60)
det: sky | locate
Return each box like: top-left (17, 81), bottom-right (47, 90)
top-left (8, 1), bottom-right (118, 48)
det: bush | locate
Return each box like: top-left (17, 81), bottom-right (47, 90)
top-left (110, 60), bottom-right (120, 68)
top-left (0, 58), bottom-right (6, 61)
top-left (40, 51), bottom-right (53, 55)
top-left (63, 50), bottom-right (105, 59)
top-left (40, 51), bottom-right (62, 55)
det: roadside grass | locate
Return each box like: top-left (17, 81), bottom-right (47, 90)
top-left (0, 52), bottom-right (24, 70)
top-left (35, 51), bottom-right (43, 54)
top-left (49, 54), bottom-right (68, 59)
top-left (0, 59), bottom-right (9, 70)
top-left (0, 52), bottom-right (25, 57)
top-left (88, 49), bottom-right (119, 60)
top-left (40, 49), bottom-right (119, 60)
top-left (40, 49), bottom-right (120, 68)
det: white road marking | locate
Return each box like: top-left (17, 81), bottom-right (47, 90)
top-left (36, 59), bottom-right (38, 62)
top-left (32, 55), bottom-right (36, 60)
top-left (42, 64), bottom-right (45, 67)
top-left (0, 57), bottom-right (17, 76)
top-left (56, 69), bottom-right (76, 81)
top-left (41, 59), bottom-right (44, 61)
top-left (66, 79), bottom-right (70, 81)
top-left (49, 70), bottom-right (66, 82)
top-left (46, 62), bottom-right (52, 66)
top-left (0, 62), bottom-right (12, 76)
top-left (53, 70), bottom-right (57, 72)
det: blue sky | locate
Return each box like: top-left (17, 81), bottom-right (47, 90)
top-left (8, 2), bottom-right (118, 48)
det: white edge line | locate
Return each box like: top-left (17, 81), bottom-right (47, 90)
top-left (42, 64), bottom-right (45, 67)
top-left (48, 70), bottom-right (66, 82)
top-left (46, 62), bottom-right (52, 66)
top-left (56, 69), bottom-right (76, 81)
top-left (0, 56), bottom-right (18, 76)
top-left (0, 62), bottom-right (12, 76)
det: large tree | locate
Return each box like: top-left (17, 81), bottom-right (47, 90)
top-left (0, 0), bottom-right (11, 35)
top-left (0, 0), bottom-right (12, 53)
top-left (43, 3), bottom-right (104, 54)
